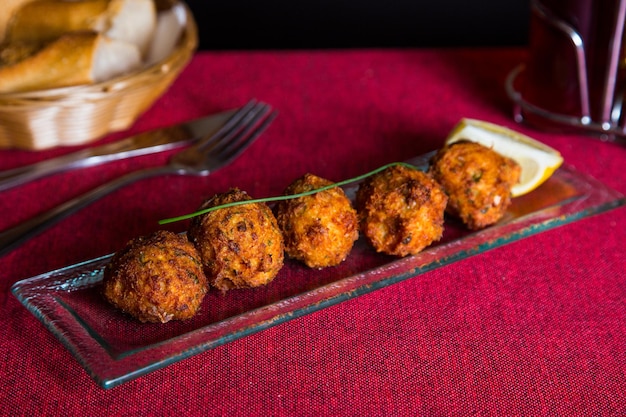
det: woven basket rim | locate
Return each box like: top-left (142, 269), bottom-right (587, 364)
top-left (0, 1), bottom-right (198, 102)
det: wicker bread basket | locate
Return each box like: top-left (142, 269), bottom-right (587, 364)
top-left (0, 1), bottom-right (198, 150)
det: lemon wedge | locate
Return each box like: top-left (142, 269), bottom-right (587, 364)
top-left (445, 118), bottom-right (564, 197)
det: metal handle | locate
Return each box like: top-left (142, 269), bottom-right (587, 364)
top-left (0, 128), bottom-right (195, 192)
top-left (0, 166), bottom-right (174, 257)
top-left (0, 150), bottom-right (96, 192)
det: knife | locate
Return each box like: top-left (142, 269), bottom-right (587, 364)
top-left (0, 108), bottom-right (236, 192)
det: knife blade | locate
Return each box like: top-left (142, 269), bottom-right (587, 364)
top-left (0, 108), bottom-right (236, 192)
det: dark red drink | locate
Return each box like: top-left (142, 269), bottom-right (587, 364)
top-left (511, 0), bottom-right (626, 137)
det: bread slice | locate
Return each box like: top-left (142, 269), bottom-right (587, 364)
top-left (0, 0), bottom-right (38, 43)
top-left (0, 31), bottom-right (141, 93)
top-left (99, 0), bottom-right (157, 56)
top-left (6, 0), bottom-right (110, 43)
top-left (6, 0), bottom-right (156, 55)
top-left (146, 1), bottom-right (186, 64)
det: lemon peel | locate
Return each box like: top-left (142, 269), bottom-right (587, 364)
top-left (445, 118), bottom-right (563, 197)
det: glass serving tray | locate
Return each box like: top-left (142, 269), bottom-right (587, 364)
top-left (12, 154), bottom-right (626, 389)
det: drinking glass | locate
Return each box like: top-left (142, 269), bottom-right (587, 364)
top-left (507, 0), bottom-right (626, 141)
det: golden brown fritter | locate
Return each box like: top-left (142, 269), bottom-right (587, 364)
top-left (429, 140), bottom-right (521, 230)
top-left (187, 188), bottom-right (284, 291)
top-left (275, 173), bottom-right (359, 269)
top-left (355, 164), bottom-right (448, 257)
top-left (102, 230), bottom-right (208, 323)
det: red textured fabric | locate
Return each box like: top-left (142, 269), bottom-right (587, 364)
top-left (1, 48), bottom-right (625, 416)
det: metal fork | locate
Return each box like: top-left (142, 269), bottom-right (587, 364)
top-left (0, 100), bottom-right (277, 257)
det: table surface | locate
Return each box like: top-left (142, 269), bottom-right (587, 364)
top-left (1, 48), bottom-right (624, 416)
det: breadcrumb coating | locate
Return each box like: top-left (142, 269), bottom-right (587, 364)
top-left (429, 140), bottom-right (521, 230)
top-left (187, 188), bottom-right (284, 291)
top-left (102, 230), bottom-right (208, 323)
top-left (275, 173), bottom-right (359, 268)
top-left (356, 165), bottom-right (447, 257)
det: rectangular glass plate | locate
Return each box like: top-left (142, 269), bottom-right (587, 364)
top-left (12, 153), bottom-right (626, 389)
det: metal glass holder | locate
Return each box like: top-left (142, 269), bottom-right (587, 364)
top-left (506, 0), bottom-right (626, 143)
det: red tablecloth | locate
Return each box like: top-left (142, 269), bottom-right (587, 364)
top-left (1, 48), bottom-right (625, 415)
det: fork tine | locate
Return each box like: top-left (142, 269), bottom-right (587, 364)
top-left (192, 99), bottom-right (260, 151)
top-left (202, 102), bottom-right (269, 151)
top-left (211, 103), bottom-right (274, 156)
top-left (220, 109), bottom-right (277, 162)
top-left (211, 106), bottom-right (277, 169)
top-left (170, 100), bottom-right (273, 168)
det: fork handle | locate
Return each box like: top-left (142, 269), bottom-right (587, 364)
top-left (0, 166), bottom-right (175, 257)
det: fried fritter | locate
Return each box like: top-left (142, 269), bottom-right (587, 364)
top-left (102, 230), bottom-right (208, 323)
top-left (275, 173), bottom-right (359, 269)
top-left (429, 140), bottom-right (521, 230)
top-left (355, 164), bottom-right (448, 257)
top-left (187, 188), bottom-right (284, 291)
